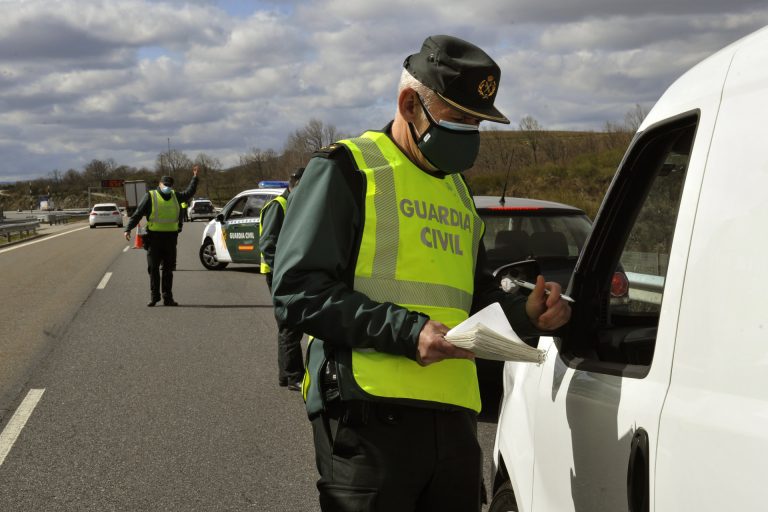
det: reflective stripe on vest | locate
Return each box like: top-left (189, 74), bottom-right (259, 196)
top-left (340, 131), bottom-right (484, 412)
top-left (147, 190), bottom-right (180, 232)
top-left (259, 195), bottom-right (287, 273)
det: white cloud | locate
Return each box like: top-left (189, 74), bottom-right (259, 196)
top-left (1, 0), bottom-right (767, 180)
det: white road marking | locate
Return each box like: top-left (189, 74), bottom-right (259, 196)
top-left (0, 389), bottom-right (45, 467)
top-left (0, 226), bottom-right (90, 255)
top-left (122, 245), bottom-right (130, 252)
top-left (96, 272), bottom-right (112, 289)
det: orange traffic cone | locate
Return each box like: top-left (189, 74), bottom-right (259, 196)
top-left (133, 230), bottom-right (144, 249)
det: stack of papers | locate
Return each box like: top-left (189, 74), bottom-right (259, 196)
top-left (445, 303), bottom-right (546, 363)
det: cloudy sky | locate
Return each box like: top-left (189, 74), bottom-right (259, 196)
top-left (1, 0), bottom-right (767, 182)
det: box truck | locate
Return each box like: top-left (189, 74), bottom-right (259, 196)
top-left (123, 180), bottom-right (147, 217)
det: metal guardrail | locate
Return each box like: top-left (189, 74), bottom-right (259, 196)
top-left (625, 271), bottom-right (665, 305)
top-left (36, 212), bottom-right (84, 225)
top-left (0, 221), bottom-right (40, 242)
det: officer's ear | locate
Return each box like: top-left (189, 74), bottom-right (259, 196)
top-left (398, 88), bottom-right (420, 123)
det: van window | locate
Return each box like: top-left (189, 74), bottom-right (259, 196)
top-left (563, 114), bottom-right (697, 375)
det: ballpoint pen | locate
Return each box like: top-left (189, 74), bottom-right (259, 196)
top-left (502, 277), bottom-right (576, 303)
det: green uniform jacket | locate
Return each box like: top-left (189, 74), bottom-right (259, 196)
top-left (259, 189), bottom-right (289, 273)
top-left (272, 124), bottom-right (542, 415)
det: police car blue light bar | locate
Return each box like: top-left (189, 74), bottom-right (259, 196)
top-left (258, 180), bottom-right (289, 189)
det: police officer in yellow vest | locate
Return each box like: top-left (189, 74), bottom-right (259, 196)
top-left (124, 166), bottom-right (198, 306)
top-left (272, 35), bottom-right (571, 511)
top-left (259, 167), bottom-right (304, 390)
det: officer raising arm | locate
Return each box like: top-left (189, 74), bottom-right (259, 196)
top-left (272, 35), bottom-right (570, 512)
top-left (124, 165), bottom-right (198, 306)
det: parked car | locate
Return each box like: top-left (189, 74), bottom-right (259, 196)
top-left (198, 183), bottom-right (286, 270)
top-left (188, 198), bottom-right (215, 222)
top-left (475, 196), bottom-right (590, 284)
top-left (88, 203), bottom-right (123, 228)
top-left (488, 25), bottom-right (768, 512)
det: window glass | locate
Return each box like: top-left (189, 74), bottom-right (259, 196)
top-left (613, 149), bottom-right (689, 315)
top-left (570, 117), bottom-right (697, 371)
top-left (225, 197), bottom-right (248, 220)
top-left (482, 214), bottom-right (590, 257)
top-left (244, 194), bottom-right (275, 217)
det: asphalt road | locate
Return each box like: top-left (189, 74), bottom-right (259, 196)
top-left (0, 219), bottom-right (501, 511)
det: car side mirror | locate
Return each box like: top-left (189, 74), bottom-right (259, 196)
top-left (216, 213), bottom-right (224, 223)
top-left (492, 259), bottom-right (542, 293)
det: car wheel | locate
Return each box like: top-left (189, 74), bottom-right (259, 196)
top-left (488, 480), bottom-right (518, 512)
top-left (199, 238), bottom-right (228, 270)
top-left (89, 225), bottom-right (95, 229)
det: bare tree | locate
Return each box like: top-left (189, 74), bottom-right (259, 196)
top-left (155, 149), bottom-right (192, 177)
top-left (284, 119), bottom-right (343, 168)
top-left (519, 115), bottom-right (544, 165)
top-left (624, 103), bottom-right (651, 133)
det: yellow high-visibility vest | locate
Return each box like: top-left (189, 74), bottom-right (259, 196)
top-left (338, 130), bottom-right (484, 412)
top-left (147, 190), bottom-right (180, 232)
top-left (259, 195), bottom-right (287, 273)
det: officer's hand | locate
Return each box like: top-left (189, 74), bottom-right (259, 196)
top-left (525, 275), bottom-right (571, 331)
top-left (192, 165), bottom-right (199, 177)
top-left (124, 231), bottom-right (130, 241)
top-left (417, 320), bottom-right (475, 366)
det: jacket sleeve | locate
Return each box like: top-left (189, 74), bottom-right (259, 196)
top-left (258, 199), bottom-right (284, 270)
top-left (271, 155), bottom-right (427, 360)
top-left (175, 177), bottom-right (198, 203)
top-left (124, 193), bottom-right (152, 233)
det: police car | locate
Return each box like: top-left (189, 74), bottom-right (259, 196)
top-left (198, 181), bottom-right (287, 270)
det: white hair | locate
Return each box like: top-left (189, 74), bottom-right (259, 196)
top-left (398, 69), bottom-right (439, 118)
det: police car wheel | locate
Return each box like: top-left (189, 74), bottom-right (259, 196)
top-left (199, 238), bottom-right (228, 270)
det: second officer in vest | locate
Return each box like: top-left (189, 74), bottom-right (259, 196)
top-left (259, 167), bottom-right (304, 390)
top-left (272, 35), bottom-right (571, 511)
top-left (124, 166), bottom-right (198, 306)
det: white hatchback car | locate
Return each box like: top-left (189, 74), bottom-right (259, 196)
top-left (89, 203), bottom-right (123, 228)
top-left (188, 198), bottom-right (215, 222)
top-left (198, 182), bottom-right (286, 270)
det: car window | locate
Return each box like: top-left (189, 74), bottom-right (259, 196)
top-left (614, 156), bottom-right (687, 316)
top-left (225, 197), bottom-right (248, 220)
top-left (94, 205), bottom-right (117, 212)
top-left (564, 114), bottom-right (697, 373)
top-left (482, 214), bottom-right (590, 258)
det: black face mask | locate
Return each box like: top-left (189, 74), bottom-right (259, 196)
top-left (408, 94), bottom-right (481, 174)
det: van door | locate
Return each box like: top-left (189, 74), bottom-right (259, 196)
top-left (655, 39), bottom-right (768, 511)
top-left (528, 114), bottom-right (704, 511)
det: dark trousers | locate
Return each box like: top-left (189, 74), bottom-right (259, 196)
top-left (311, 400), bottom-right (482, 512)
top-left (266, 273), bottom-right (304, 384)
top-left (146, 232), bottom-right (177, 301)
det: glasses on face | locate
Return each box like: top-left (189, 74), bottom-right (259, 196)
top-left (416, 93), bottom-right (480, 131)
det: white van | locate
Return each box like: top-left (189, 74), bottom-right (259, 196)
top-left (489, 26), bottom-right (768, 512)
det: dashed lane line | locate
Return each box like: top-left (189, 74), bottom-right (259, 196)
top-left (0, 226), bottom-right (90, 255)
top-left (96, 272), bottom-right (112, 289)
top-left (0, 389), bottom-right (45, 467)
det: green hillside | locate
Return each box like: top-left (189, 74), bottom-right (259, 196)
top-left (0, 127), bottom-right (633, 220)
